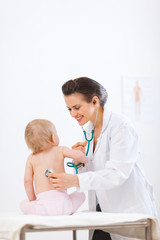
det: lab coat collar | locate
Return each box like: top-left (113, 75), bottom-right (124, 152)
top-left (85, 105), bottom-right (112, 133)
top-left (92, 106), bottom-right (112, 156)
top-left (101, 106), bottom-right (112, 134)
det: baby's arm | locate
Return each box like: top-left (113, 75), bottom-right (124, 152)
top-left (62, 146), bottom-right (88, 164)
top-left (24, 157), bottom-right (36, 201)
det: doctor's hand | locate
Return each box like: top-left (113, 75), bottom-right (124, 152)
top-left (47, 172), bottom-right (80, 190)
top-left (72, 141), bottom-right (87, 154)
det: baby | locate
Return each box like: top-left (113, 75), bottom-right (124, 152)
top-left (20, 119), bottom-right (88, 216)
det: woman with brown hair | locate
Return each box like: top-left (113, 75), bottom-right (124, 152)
top-left (47, 77), bottom-right (157, 240)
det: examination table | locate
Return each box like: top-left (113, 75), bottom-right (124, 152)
top-left (0, 211), bottom-right (159, 240)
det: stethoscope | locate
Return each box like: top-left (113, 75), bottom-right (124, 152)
top-left (67, 104), bottom-right (99, 174)
top-left (45, 124), bottom-right (95, 177)
top-left (45, 104), bottom-right (99, 177)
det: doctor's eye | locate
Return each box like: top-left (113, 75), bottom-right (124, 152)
top-left (67, 105), bottom-right (81, 111)
top-left (75, 106), bottom-right (80, 110)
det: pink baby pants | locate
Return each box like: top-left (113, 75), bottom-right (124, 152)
top-left (20, 190), bottom-right (85, 216)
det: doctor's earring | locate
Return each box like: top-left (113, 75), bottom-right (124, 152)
top-left (93, 101), bottom-right (98, 106)
top-left (92, 99), bottom-right (99, 109)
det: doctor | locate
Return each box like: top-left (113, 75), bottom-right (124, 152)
top-left (48, 77), bottom-right (158, 240)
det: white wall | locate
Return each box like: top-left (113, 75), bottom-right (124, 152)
top-left (0, 0), bottom-right (160, 239)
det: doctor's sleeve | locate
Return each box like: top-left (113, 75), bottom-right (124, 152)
top-left (77, 122), bottom-right (140, 191)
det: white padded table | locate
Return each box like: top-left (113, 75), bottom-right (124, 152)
top-left (0, 211), bottom-right (159, 240)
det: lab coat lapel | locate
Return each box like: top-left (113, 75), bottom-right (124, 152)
top-left (93, 108), bottom-right (112, 155)
top-left (101, 108), bottom-right (112, 134)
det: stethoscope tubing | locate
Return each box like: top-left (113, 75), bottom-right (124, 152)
top-left (66, 129), bottom-right (95, 174)
top-left (67, 104), bottom-right (98, 174)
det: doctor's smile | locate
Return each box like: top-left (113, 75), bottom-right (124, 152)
top-left (67, 105), bottom-right (86, 125)
top-left (75, 116), bottom-right (83, 123)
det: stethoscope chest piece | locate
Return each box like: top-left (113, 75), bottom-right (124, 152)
top-left (45, 168), bottom-right (54, 178)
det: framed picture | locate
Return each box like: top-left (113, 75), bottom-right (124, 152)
top-left (122, 76), bottom-right (153, 123)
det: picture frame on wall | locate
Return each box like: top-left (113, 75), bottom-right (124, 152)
top-left (122, 76), bottom-right (153, 123)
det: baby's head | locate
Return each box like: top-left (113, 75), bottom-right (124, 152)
top-left (25, 119), bottom-right (59, 154)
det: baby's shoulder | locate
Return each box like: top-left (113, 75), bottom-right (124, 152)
top-left (58, 146), bottom-right (71, 156)
top-left (27, 153), bottom-right (33, 159)
top-left (58, 145), bottom-right (68, 152)
top-left (50, 146), bottom-right (65, 156)
top-left (27, 152), bottom-right (42, 162)
top-left (26, 154), bottom-right (34, 165)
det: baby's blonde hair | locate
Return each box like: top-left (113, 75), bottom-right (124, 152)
top-left (25, 119), bottom-right (56, 154)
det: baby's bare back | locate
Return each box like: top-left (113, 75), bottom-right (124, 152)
top-left (30, 146), bottom-right (65, 194)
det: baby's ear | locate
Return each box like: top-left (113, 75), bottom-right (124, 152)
top-left (51, 134), bottom-right (55, 143)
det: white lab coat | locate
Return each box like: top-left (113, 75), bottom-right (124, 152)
top-left (77, 107), bottom-right (158, 240)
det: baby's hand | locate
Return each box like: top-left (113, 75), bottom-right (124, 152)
top-left (72, 141), bottom-right (87, 154)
